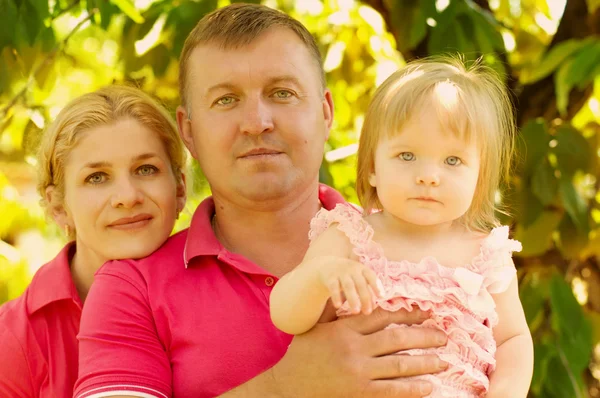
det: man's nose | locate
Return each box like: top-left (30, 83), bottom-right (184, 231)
top-left (239, 97), bottom-right (274, 136)
top-left (110, 176), bottom-right (144, 209)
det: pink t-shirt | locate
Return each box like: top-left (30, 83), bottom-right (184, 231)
top-left (74, 185), bottom-right (346, 398)
top-left (0, 243), bottom-right (82, 398)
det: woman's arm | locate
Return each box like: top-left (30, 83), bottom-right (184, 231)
top-left (270, 225), bottom-right (382, 335)
top-left (487, 270), bottom-right (534, 398)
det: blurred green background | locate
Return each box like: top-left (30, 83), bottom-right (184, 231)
top-left (1, 0), bottom-right (599, 396)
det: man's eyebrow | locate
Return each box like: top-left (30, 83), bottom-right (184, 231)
top-left (206, 83), bottom-right (238, 96)
top-left (265, 75), bottom-right (303, 87)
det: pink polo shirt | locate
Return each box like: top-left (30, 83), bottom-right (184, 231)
top-left (0, 243), bottom-right (82, 398)
top-left (74, 184), bottom-right (346, 398)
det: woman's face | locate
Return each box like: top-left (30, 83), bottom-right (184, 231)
top-left (59, 118), bottom-right (184, 261)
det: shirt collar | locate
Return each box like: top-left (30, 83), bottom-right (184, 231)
top-left (184, 184), bottom-right (347, 267)
top-left (26, 242), bottom-right (82, 314)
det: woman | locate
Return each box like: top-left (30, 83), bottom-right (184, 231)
top-left (0, 85), bottom-right (187, 397)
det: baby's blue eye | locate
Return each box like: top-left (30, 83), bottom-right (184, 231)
top-left (400, 152), bottom-right (415, 161)
top-left (445, 156), bottom-right (462, 166)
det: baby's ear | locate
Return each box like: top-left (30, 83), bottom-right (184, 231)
top-left (368, 171), bottom-right (377, 188)
top-left (45, 185), bottom-right (72, 229)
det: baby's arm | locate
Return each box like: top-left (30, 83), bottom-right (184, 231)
top-left (270, 225), bottom-right (383, 335)
top-left (487, 260), bottom-right (534, 397)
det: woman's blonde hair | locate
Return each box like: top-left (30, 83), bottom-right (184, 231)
top-left (37, 85), bottom-right (186, 216)
top-left (356, 56), bottom-right (516, 232)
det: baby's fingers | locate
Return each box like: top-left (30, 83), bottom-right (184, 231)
top-left (364, 267), bottom-right (386, 298)
top-left (352, 273), bottom-right (374, 315)
top-left (327, 279), bottom-right (343, 308)
top-left (341, 275), bottom-right (361, 314)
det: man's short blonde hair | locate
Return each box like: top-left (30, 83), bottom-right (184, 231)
top-left (37, 85), bottom-right (186, 216)
top-left (356, 56), bottom-right (516, 232)
top-left (178, 3), bottom-right (325, 108)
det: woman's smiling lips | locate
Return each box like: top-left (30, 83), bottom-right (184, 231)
top-left (108, 214), bottom-right (153, 230)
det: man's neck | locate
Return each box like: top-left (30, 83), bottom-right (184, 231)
top-left (211, 183), bottom-right (322, 277)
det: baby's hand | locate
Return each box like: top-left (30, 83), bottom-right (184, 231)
top-left (314, 256), bottom-right (385, 315)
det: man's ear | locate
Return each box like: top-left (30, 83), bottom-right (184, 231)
top-left (176, 105), bottom-right (198, 159)
top-left (45, 185), bottom-right (72, 229)
top-left (176, 172), bottom-right (187, 215)
top-left (322, 89), bottom-right (334, 141)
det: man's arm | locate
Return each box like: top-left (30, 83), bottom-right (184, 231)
top-left (222, 307), bottom-right (448, 398)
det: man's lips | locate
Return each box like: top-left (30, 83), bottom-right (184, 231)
top-left (239, 148), bottom-right (283, 158)
top-left (108, 214), bottom-right (153, 229)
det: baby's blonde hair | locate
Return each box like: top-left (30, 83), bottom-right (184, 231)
top-left (37, 85), bottom-right (186, 218)
top-left (356, 56), bottom-right (516, 232)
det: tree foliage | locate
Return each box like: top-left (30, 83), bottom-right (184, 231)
top-left (1, 0), bottom-right (600, 396)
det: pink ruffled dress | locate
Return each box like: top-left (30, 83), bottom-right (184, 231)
top-left (309, 204), bottom-right (522, 397)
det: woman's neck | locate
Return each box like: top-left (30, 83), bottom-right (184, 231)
top-left (70, 240), bottom-right (108, 303)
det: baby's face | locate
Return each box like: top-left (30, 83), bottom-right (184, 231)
top-left (368, 105), bottom-right (480, 227)
top-left (61, 118), bottom-right (182, 261)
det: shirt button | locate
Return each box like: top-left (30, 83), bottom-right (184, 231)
top-left (265, 276), bottom-right (275, 287)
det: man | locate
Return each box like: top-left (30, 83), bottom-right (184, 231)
top-left (74, 4), bottom-right (447, 398)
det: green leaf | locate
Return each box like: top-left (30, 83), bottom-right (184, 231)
top-left (531, 159), bottom-right (558, 205)
top-left (517, 119), bottom-right (551, 176)
top-left (519, 273), bottom-right (549, 333)
top-left (99, 0), bottom-right (120, 30)
top-left (531, 342), bottom-right (556, 395)
top-left (0, 0), bottom-right (19, 50)
top-left (554, 124), bottom-right (592, 177)
top-left (558, 177), bottom-right (589, 232)
top-left (550, 274), bottom-right (593, 373)
top-left (19, 0), bottom-right (42, 46)
top-left (26, 0), bottom-right (49, 21)
top-left (543, 354), bottom-right (586, 398)
top-left (144, 43), bottom-right (171, 77)
top-left (110, 0), bottom-right (144, 23)
top-left (167, 0), bottom-right (218, 58)
top-left (514, 210), bottom-right (562, 256)
top-left (385, 0), bottom-right (437, 52)
top-left (467, 3), bottom-right (504, 53)
top-left (557, 213), bottom-right (589, 259)
top-left (521, 38), bottom-right (590, 84)
top-left (554, 40), bottom-right (600, 115)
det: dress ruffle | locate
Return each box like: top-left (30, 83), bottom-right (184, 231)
top-left (309, 204), bottom-right (522, 397)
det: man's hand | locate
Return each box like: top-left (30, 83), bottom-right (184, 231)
top-left (271, 307), bottom-right (448, 397)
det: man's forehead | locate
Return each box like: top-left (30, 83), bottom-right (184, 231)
top-left (188, 43), bottom-right (313, 91)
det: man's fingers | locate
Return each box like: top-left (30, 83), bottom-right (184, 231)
top-left (344, 307), bottom-right (430, 335)
top-left (366, 354), bottom-right (447, 379)
top-left (363, 379), bottom-right (433, 398)
top-left (365, 326), bottom-right (447, 356)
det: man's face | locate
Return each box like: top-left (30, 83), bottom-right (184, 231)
top-left (178, 27), bottom-right (333, 205)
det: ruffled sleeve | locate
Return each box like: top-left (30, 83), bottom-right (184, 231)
top-left (308, 204), bottom-right (385, 266)
top-left (475, 226), bottom-right (522, 294)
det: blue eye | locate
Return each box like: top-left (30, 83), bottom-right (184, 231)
top-left (85, 172), bottom-right (107, 184)
top-left (137, 165), bottom-right (158, 176)
top-left (445, 156), bottom-right (462, 166)
top-left (215, 96), bottom-right (236, 106)
top-left (273, 90), bottom-right (293, 99)
top-left (399, 152), bottom-right (415, 161)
